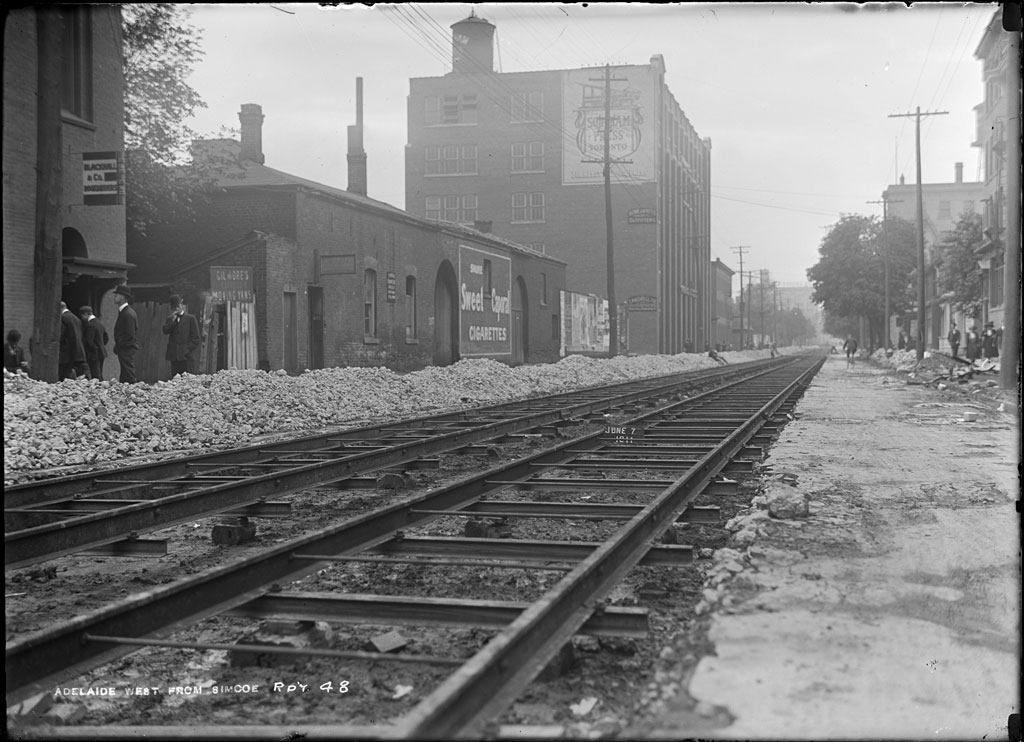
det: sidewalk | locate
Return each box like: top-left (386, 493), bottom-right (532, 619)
top-left (647, 354), bottom-right (1020, 739)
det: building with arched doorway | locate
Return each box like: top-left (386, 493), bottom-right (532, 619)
top-left (3, 5), bottom-right (130, 371)
top-left (128, 103), bottom-right (565, 379)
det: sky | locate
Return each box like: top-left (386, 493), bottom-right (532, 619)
top-left (183, 2), bottom-right (1002, 288)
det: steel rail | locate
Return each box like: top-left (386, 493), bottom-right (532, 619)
top-left (5, 360), bottom-right (782, 569)
top-left (6, 357), bottom-right (823, 742)
top-left (5, 359), bottom-right (799, 706)
top-left (398, 356), bottom-right (824, 739)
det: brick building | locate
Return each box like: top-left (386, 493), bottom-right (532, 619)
top-left (883, 164), bottom-right (985, 350)
top-left (130, 103), bottom-right (565, 377)
top-left (405, 13), bottom-right (712, 356)
top-left (710, 259), bottom-right (734, 350)
top-left (971, 11), bottom-right (1013, 331)
top-left (3, 5), bottom-right (129, 373)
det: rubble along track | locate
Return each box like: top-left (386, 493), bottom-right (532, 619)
top-left (6, 354), bottom-right (824, 738)
top-left (5, 357), bottom-right (784, 570)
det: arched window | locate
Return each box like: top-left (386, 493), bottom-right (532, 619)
top-left (405, 276), bottom-right (418, 340)
top-left (363, 269), bottom-right (377, 338)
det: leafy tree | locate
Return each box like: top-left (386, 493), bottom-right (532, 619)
top-left (807, 214), bottom-right (917, 348)
top-left (934, 211), bottom-right (985, 319)
top-left (122, 4), bottom-right (211, 239)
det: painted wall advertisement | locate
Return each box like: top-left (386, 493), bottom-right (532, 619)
top-left (458, 245), bottom-right (511, 357)
top-left (561, 66), bottom-right (656, 186)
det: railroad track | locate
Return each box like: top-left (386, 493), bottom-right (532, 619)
top-left (5, 357), bottom-right (783, 570)
top-left (6, 354), bottom-right (823, 738)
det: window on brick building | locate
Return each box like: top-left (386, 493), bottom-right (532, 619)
top-left (540, 273), bottom-right (547, 306)
top-left (512, 192), bottom-right (545, 223)
top-left (511, 142), bottom-right (544, 172)
top-left (510, 91), bottom-right (543, 123)
top-left (405, 276), bottom-right (418, 340)
top-left (363, 269), bottom-right (377, 338)
top-left (425, 94), bottom-right (478, 126)
top-left (425, 145), bottom-right (477, 175)
top-left (61, 6), bottom-right (93, 121)
top-left (425, 195), bottom-right (477, 224)
top-left (991, 257), bottom-right (1004, 308)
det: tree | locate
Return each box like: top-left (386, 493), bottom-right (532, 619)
top-left (807, 213), bottom-right (917, 348)
top-left (122, 4), bottom-right (211, 240)
top-left (934, 211), bottom-right (985, 320)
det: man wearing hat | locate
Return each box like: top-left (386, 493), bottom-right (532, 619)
top-left (58, 301), bottom-right (88, 380)
top-left (79, 306), bottom-right (108, 381)
top-left (112, 285), bottom-right (139, 383)
top-left (162, 294), bottom-right (202, 377)
top-left (981, 321), bottom-right (999, 360)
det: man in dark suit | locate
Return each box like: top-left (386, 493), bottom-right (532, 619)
top-left (79, 305), bottom-right (108, 381)
top-left (59, 301), bottom-right (88, 380)
top-left (112, 285), bottom-right (139, 383)
top-left (162, 294), bottom-right (202, 377)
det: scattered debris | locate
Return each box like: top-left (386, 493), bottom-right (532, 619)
top-left (569, 697), bottom-right (599, 717)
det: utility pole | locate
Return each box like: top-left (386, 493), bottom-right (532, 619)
top-left (868, 197), bottom-right (903, 350)
top-left (772, 282), bottom-right (778, 345)
top-left (889, 107), bottom-right (947, 361)
top-left (730, 246), bottom-right (749, 350)
top-left (33, 6), bottom-right (64, 382)
top-left (1000, 28), bottom-right (1020, 393)
top-left (584, 64), bottom-right (630, 357)
top-left (758, 269), bottom-right (769, 348)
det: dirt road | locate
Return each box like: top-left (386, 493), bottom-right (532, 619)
top-left (639, 354), bottom-right (1020, 740)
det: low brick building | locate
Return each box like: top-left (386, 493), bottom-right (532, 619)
top-left (130, 104), bottom-right (566, 377)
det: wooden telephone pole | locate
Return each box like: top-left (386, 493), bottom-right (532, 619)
top-left (584, 64), bottom-right (630, 357)
top-left (888, 107), bottom-right (948, 361)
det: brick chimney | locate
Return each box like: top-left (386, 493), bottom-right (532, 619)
top-left (954, 162), bottom-right (963, 183)
top-left (238, 104), bottom-right (265, 164)
top-left (347, 78), bottom-right (367, 196)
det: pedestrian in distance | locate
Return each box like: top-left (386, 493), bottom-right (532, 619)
top-left (897, 331), bottom-right (906, 350)
top-left (59, 301), bottom-right (88, 380)
top-left (79, 306), bottom-right (108, 381)
top-left (162, 294), bottom-right (202, 377)
top-left (965, 325), bottom-right (982, 362)
top-left (981, 321), bottom-right (999, 359)
top-left (4, 329), bottom-right (30, 374)
top-left (947, 322), bottom-right (961, 358)
top-left (843, 334), bottom-right (858, 367)
top-left (112, 285), bottom-right (139, 383)
top-left (769, 341), bottom-right (778, 358)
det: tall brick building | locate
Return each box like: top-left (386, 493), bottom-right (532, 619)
top-left (3, 6), bottom-right (129, 367)
top-left (971, 11), bottom-right (1013, 331)
top-left (405, 13), bottom-right (712, 355)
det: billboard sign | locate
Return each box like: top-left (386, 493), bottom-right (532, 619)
top-left (560, 290), bottom-right (609, 355)
top-left (458, 245), bottom-right (511, 357)
top-left (562, 66), bottom-right (655, 186)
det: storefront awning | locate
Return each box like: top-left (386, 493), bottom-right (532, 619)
top-left (62, 257), bottom-right (135, 280)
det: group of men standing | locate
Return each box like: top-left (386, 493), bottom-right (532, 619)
top-left (56, 287), bottom-right (200, 383)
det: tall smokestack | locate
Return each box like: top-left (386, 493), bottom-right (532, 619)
top-left (451, 12), bottom-right (496, 74)
top-left (954, 162), bottom-right (963, 183)
top-left (238, 103), bottom-right (265, 164)
top-left (347, 78), bottom-right (367, 196)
